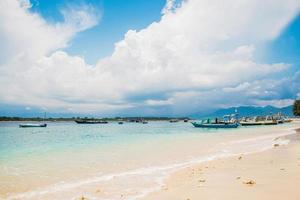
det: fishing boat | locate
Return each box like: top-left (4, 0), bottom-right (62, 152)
top-left (19, 112), bottom-right (47, 128)
top-left (19, 123), bottom-right (47, 128)
top-left (239, 116), bottom-right (277, 126)
top-left (118, 121), bottom-right (124, 124)
top-left (191, 114), bottom-right (239, 128)
top-left (170, 119), bottom-right (179, 123)
top-left (240, 121), bottom-right (277, 126)
top-left (191, 121), bottom-right (239, 128)
top-left (75, 119), bottom-right (108, 124)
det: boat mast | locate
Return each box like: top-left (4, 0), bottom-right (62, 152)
top-left (43, 112), bottom-right (46, 123)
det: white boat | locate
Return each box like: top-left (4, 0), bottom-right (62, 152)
top-left (19, 123), bottom-right (47, 128)
top-left (19, 112), bottom-right (47, 128)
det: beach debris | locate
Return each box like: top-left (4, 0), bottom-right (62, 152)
top-left (79, 196), bottom-right (88, 200)
top-left (243, 180), bottom-right (256, 185)
top-left (96, 189), bottom-right (101, 193)
top-left (161, 185), bottom-right (168, 191)
top-left (198, 179), bottom-right (206, 183)
top-left (236, 176), bottom-right (241, 180)
top-left (273, 144), bottom-right (280, 147)
top-left (238, 156), bottom-right (243, 160)
top-left (280, 168), bottom-right (285, 171)
top-left (274, 137), bottom-right (280, 141)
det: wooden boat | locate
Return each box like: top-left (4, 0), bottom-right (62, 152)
top-left (192, 113), bottom-right (240, 128)
top-left (170, 119), bottom-right (179, 123)
top-left (239, 115), bottom-right (278, 126)
top-left (240, 121), bottom-right (277, 126)
top-left (142, 121), bottom-right (148, 124)
top-left (75, 119), bottom-right (108, 124)
top-left (191, 122), bottom-right (239, 128)
top-left (118, 121), bottom-right (124, 124)
top-left (19, 123), bottom-right (47, 128)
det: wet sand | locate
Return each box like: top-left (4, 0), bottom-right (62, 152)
top-left (143, 128), bottom-right (300, 200)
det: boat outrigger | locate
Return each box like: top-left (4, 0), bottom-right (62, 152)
top-left (191, 114), bottom-right (240, 128)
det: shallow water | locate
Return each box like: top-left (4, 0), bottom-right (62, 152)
top-left (0, 121), bottom-right (298, 200)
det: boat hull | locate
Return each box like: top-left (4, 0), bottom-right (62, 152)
top-left (75, 120), bottom-right (108, 124)
top-left (19, 123), bottom-right (47, 128)
top-left (191, 122), bottom-right (239, 128)
top-left (240, 121), bottom-right (277, 126)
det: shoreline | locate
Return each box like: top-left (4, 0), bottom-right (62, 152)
top-left (142, 128), bottom-right (300, 200)
top-left (2, 124), bottom-right (300, 200)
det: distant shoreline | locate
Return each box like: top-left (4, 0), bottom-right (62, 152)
top-left (0, 116), bottom-right (191, 122)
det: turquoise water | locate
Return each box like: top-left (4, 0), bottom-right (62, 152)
top-left (0, 121), bottom-right (229, 162)
top-left (0, 121), bottom-right (297, 200)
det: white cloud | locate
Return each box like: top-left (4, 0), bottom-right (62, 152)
top-left (0, 0), bottom-right (300, 115)
top-left (0, 0), bottom-right (100, 63)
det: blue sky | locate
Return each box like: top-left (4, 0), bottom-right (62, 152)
top-left (30, 0), bottom-right (166, 64)
top-left (265, 13), bottom-right (300, 75)
top-left (0, 0), bottom-right (300, 117)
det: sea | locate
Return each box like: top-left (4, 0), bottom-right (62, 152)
top-left (0, 121), bottom-right (298, 200)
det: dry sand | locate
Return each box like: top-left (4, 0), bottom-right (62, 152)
top-left (142, 128), bottom-right (300, 200)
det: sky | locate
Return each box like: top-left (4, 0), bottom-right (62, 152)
top-left (0, 0), bottom-right (300, 117)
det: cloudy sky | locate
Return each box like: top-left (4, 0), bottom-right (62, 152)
top-left (0, 0), bottom-right (300, 117)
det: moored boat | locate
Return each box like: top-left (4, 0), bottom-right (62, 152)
top-left (75, 119), bottom-right (108, 124)
top-left (239, 121), bottom-right (277, 126)
top-left (192, 114), bottom-right (239, 128)
top-left (19, 123), bottom-right (47, 128)
top-left (191, 122), bottom-right (239, 128)
top-left (239, 116), bottom-right (278, 126)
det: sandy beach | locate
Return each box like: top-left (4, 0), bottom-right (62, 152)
top-left (143, 127), bottom-right (300, 200)
top-left (2, 122), bottom-right (300, 200)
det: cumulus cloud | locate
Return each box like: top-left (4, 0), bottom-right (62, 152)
top-left (0, 0), bottom-right (100, 62)
top-left (0, 0), bottom-right (300, 115)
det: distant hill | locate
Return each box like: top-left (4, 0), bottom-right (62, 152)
top-left (192, 105), bottom-right (293, 119)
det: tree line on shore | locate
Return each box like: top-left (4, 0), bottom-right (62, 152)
top-left (293, 100), bottom-right (300, 116)
top-left (0, 99), bottom-right (299, 121)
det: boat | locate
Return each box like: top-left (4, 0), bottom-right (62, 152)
top-left (191, 121), bottom-right (239, 128)
top-left (142, 121), bottom-right (148, 124)
top-left (192, 114), bottom-right (240, 128)
top-left (183, 119), bottom-right (189, 122)
top-left (170, 119), bottom-right (179, 123)
top-left (75, 119), bottom-right (108, 124)
top-left (240, 121), bottom-right (277, 126)
top-left (19, 123), bottom-right (47, 128)
top-left (239, 116), bottom-right (277, 126)
top-left (19, 112), bottom-right (47, 128)
top-left (118, 121), bottom-right (124, 124)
